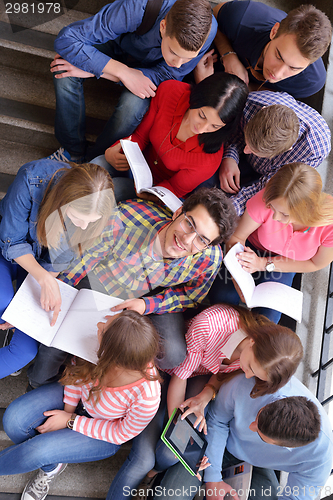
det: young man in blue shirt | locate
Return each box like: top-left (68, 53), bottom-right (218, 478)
top-left (196, 1), bottom-right (331, 100)
top-left (49, 0), bottom-right (217, 162)
top-left (150, 374), bottom-right (333, 500)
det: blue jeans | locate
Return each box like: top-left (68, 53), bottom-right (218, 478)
top-left (106, 375), bottom-right (210, 499)
top-left (90, 155), bottom-right (136, 203)
top-left (0, 255), bottom-right (39, 377)
top-left (208, 244), bottom-right (296, 324)
top-left (53, 42), bottom-right (151, 158)
top-left (1, 383), bottom-right (120, 475)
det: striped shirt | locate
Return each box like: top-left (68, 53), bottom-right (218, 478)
top-left (63, 370), bottom-right (161, 445)
top-left (167, 305), bottom-right (245, 379)
top-left (60, 200), bottom-right (222, 314)
top-left (224, 91), bottom-right (331, 216)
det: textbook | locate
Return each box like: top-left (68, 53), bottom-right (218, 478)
top-left (223, 242), bottom-right (303, 322)
top-left (120, 139), bottom-right (183, 213)
top-left (2, 274), bottom-right (124, 364)
top-left (222, 462), bottom-right (253, 500)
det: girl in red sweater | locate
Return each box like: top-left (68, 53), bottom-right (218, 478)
top-left (97, 73), bottom-right (248, 200)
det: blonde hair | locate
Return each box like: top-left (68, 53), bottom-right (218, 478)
top-left (37, 163), bottom-right (115, 253)
top-left (263, 163), bottom-right (333, 227)
top-left (244, 105), bottom-right (299, 159)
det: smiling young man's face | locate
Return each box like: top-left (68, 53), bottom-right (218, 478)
top-left (158, 205), bottom-right (220, 259)
top-left (262, 23), bottom-right (310, 83)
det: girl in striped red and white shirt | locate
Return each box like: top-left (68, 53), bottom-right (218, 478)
top-left (166, 304), bottom-right (303, 432)
top-left (0, 310), bottom-right (161, 500)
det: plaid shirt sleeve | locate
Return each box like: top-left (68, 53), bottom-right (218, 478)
top-left (142, 245), bottom-right (223, 315)
top-left (60, 221), bottom-right (117, 286)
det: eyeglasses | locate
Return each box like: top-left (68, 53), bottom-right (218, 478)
top-left (179, 213), bottom-right (210, 251)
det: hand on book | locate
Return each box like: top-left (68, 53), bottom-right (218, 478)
top-left (105, 142), bottom-right (130, 171)
top-left (136, 190), bottom-right (162, 205)
top-left (237, 247), bottom-right (266, 273)
top-left (111, 298), bottom-right (146, 315)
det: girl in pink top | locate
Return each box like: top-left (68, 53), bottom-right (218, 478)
top-left (209, 162), bottom-right (333, 323)
top-left (0, 311), bottom-right (161, 500)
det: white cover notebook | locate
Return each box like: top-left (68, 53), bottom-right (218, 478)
top-left (223, 243), bottom-right (303, 322)
top-left (2, 274), bottom-right (124, 364)
top-left (120, 139), bottom-right (183, 213)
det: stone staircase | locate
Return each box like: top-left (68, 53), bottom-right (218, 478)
top-left (0, 0), bottom-right (123, 198)
top-left (0, 1), bottom-right (128, 496)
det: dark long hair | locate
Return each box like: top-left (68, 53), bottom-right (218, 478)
top-left (189, 72), bottom-right (248, 153)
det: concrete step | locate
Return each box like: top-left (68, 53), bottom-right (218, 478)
top-left (0, 360), bottom-right (131, 498)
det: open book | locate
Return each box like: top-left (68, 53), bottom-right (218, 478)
top-left (120, 139), bottom-right (182, 213)
top-left (2, 274), bottom-right (124, 364)
top-left (223, 243), bottom-right (303, 322)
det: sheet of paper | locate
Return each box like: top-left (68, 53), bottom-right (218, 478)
top-left (51, 289), bottom-right (124, 364)
top-left (2, 275), bottom-right (78, 345)
top-left (250, 282), bottom-right (303, 323)
top-left (223, 243), bottom-right (255, 305)
top-left (120, 139), bottom-right (152, 191)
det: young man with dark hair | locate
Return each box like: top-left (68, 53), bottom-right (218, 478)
top-left (49, 0), bottom-right (217, 162)
top-left (216, 90), bottom-right (331, 216)
top-left (204, 375), bottom-right (332, 500)
top-left (27, 189), bottom-right (238, 388)
top-left (210, 1), bottom-right (331, 99)
top-left (155, 374), bottom-right (332, 500)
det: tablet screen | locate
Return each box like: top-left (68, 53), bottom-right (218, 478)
top-left (162, 408), bottom-right (207, 475)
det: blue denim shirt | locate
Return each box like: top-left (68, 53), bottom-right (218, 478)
top-left (54, 0), bottom-right (217, 83)
top-left (0, 159), bottom-right (76, 272)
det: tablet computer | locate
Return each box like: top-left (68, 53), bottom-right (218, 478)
top-left (161, 407), bottom-right (207, 476)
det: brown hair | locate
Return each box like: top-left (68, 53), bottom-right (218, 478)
top-left (37, 163), bottom-right (115, 253)
top-left (244, 105), bottom-right (299, 159)
top-left (182, 187), bottom-right (238, 245)
top-left (258, 396), bottom-right (321, 447)
top-left (165, 0), bottom-right (212, 52)
top-left (61, 310), bottom-right (161, 402)
top-left (217, 306), bottom-right (303, 398)
top-left (263, 163), bottom-right (333, 227)
top-left (275, 5), bottom-right (332, 62)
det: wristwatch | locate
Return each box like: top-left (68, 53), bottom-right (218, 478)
top-left (66, 413), bottom-right (77, 430)
top-left (265, 260), bottom-right (275, 272)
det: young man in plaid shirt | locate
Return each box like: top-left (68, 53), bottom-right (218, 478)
top-left (27, 188), bottom-right (237, 387)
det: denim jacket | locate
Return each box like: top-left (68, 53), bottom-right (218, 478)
top-left (0, 159), bottom-right (76, 272)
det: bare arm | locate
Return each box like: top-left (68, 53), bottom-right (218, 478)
top-left (238, 244), bottom-right (333, 274)
top-left (14, 254), bottom-right (61, 326)
top-left (167, 375), bottom-right (187, 418)
top-left (226, 209), bottom-right (261, 253)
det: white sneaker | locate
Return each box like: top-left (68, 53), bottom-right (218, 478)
top-left (21, 464), bottom-right (67, 500)
top-left (47, 147), bottom-right (71, 162)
